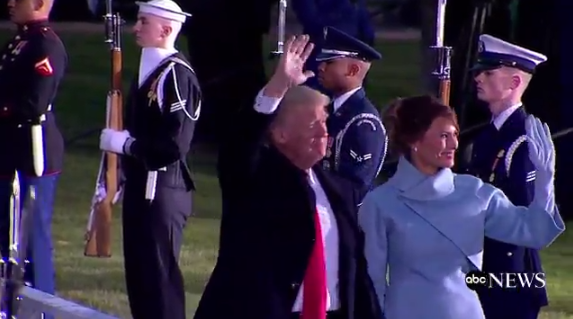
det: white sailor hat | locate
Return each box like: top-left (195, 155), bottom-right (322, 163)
top-left (135, 0), bottom-right (192, 23)
top-left (471, 34), bottom-right (547, 74)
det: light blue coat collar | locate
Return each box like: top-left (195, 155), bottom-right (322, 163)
top-left (387, 157), bottom-right (455, 201)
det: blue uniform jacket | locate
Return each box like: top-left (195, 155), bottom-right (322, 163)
top-left (358, 156), bottom-right (564, 319)
top-left (291, 0), bottom-right (375, 89)
top-left (321, 88), bottom-right (387, 198)
top-left (470, 107), bottom-right (549, 314)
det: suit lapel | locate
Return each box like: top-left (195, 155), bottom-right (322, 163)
top-left (313, 168), bottom-right (357, 312)
top-left (313, 168), bottom-right (359, 234)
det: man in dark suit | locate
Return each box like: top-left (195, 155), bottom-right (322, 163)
top-left (317, 27), bottom-right (386, 195)
top-left (196, 35), bottom-right (382, 319)
top-left (469, 34), bottom-right (549, 319)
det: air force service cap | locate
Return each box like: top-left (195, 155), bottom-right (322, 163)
top-left (136, 0), bottom-right (192, 23)
top-left (316, 27), bottom-right (382, 62)
top-left (471, 34), bottom-right (547, 73)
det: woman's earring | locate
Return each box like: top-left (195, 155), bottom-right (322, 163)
top-left (413, 147), bottom-right (418, 152)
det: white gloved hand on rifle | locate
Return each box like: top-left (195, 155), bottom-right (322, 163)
top-left (99, 128), bottom-right (134, 154)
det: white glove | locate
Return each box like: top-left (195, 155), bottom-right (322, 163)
top-left (100, 129), bottom-right (131, 154)
top-left (525, 115), bottom-right (556, 212)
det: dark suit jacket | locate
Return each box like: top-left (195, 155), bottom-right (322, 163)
top-left (196, 107), bottom-right (382, 319)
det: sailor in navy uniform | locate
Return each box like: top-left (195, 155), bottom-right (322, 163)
top-left (316, 27), bottom-right (386, 197)
top-left (0, 1), bottom-right (66, 316)
top-left (99, 1), bottom-right (200, 318)
top-left (469, 34), bottom-right (549, 319)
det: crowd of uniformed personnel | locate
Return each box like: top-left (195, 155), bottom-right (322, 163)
top-left (0, 0), bottom-right (561, 318)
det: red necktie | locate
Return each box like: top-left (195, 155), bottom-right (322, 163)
top-left (301, 209), bottom-right (327, 319)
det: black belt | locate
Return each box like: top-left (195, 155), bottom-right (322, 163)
top-left (290, 310), bottom-right (344, 319)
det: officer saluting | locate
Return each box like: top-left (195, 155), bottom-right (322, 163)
top-left (469, 34), bottom-right (549, 319)
top-left (98, 1), bottom-right (200, 318)
top-left (317, 27), bottom-right (386, 197)
top-left (0, 0), bottom-right (66, 317)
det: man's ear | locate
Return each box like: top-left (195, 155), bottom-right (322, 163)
top-left (346, 62), bottom-right (359, 77)
top-left (34, 0), bottom-right (45, 11)
top-left (510, 74), bottom-right (522, 90)
top-left (270, 125), bottom-right (288, 144)
top-left (161, 25), bottom-right (173, 38)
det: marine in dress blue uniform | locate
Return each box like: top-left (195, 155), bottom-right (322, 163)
top-left (0, 2), bottom-right (67, 314)
top-left (317, 27), bottom-right (386, 196)
top-left (469, 34), bottom-right (549, 319)
top-left (292, 0), bottom-right (374, 91)
top-left (99, 1), bottom-right (198, 318)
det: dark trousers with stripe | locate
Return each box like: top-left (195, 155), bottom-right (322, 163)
top-left (122, 179), bottom-right (192, 319)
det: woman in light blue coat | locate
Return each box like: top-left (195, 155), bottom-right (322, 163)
top-left (358, 96), bottom-right (565, 319)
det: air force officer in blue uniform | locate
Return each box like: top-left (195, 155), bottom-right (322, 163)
top-left (469, 34), bottom-right (549, 319)
top-left (292, 0), bottom-right (374, 91)
top-left (316, 27), bottom-right (386, 194)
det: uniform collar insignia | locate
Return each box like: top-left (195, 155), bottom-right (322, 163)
top-left (18, 19), bottom-right (49, 33)
top-left (11, 41), bottom-right (28, 56)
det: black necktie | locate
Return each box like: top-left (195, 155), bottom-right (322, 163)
top-left (485, 122), bottom-right (498, 137)
top-left (326, 102), bottom-right (334, 114)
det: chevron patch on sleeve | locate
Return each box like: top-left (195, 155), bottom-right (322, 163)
top-left (34, 57), bottom-right (53, 76)
top-left (350, 150), bottom-right (372, 163)
top-left (525, 170), bottom-right (536, 183)
top-left (170, 99), bottom-right (187, 113)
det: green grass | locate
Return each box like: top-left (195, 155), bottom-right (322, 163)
top-left (2, 29), bottom-right (571, 318)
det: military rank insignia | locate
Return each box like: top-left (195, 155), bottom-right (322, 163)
top-left (489, 149), bottom-right (505, 182)
top-left (326, 137), bottom-right (334, 158)
top-left (322, 159), bottom-right (330, 170)
top-left (350, 150), bottom-right (371, 163)
top-left (11, 40), bottom-right (27, 56)
top-left (34, 57), bottom-right (53, 76)
top-left (478, 40), bottom-right (485, 53)
top-left (147, 77), bottom-right (160, 106)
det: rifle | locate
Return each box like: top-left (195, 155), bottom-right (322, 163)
top-left (0, 172), bottom-right (35, 318)
top-left (270, 0), bottom-right (287, 57)
top-left (84, 0), bottom-right (123, 258)
top-left (431, 0), bottom-right (453, 105)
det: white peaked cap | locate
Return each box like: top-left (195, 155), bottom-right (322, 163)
top-left (478, 34), bottom-right (547, 71)
top-left (136, 0), bottom-right (192, 23)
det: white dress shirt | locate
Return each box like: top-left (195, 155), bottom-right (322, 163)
top-left (253, 89), bottom-right (281, 114)
top-left (137, 47), bottom-right (178, 109)
top-left (492, 103), bottom-right (522, 130)
top-left (332, 87), bottom-right (361, 112)
top-left (292, 169), bottom-right (340, 312)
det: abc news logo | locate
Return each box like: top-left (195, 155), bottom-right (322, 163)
top-left (465, 271), bottom-right (546, 290)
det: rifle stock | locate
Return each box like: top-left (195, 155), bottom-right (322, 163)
top-left (439, 79), bottom-right (451, 105)
top-left (432, 0), bottom-right (452, 105)
top-left (84, 9), bottom-right (123, 258)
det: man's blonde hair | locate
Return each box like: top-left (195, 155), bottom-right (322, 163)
top-left (274, 85), bottom-right (330, 125)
